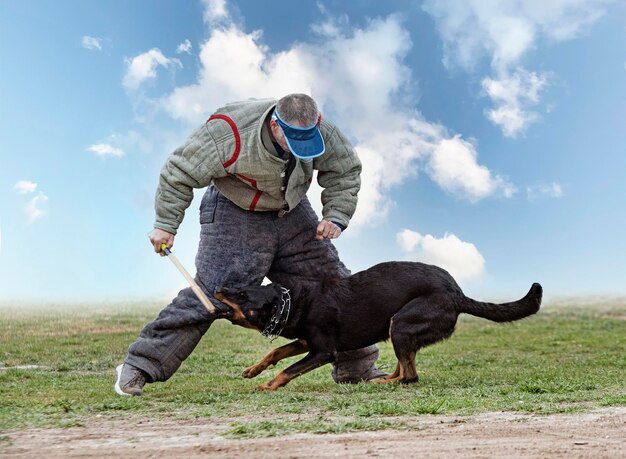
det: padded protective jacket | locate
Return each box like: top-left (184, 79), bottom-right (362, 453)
top-left (154, 98), bottom-right (362, 234)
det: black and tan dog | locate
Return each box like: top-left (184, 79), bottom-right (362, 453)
top-left (215, 261), bottom-right (542, 390)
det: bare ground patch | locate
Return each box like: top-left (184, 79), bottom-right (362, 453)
top-left (2, 407), bottom-right (625, 458)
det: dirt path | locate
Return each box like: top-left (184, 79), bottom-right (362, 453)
top-left (3, 408), bottom-right (625, 458)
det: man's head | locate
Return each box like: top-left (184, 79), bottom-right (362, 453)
top-left (269, 93), bottom-right (325, 160)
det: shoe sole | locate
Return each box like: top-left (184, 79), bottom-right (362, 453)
top-left (114, 364), bottom-right (131, 396)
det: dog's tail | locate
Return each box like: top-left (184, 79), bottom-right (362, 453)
top-left (459, 283), bottom-right (542, 322)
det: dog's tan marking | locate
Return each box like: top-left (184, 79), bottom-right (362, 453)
top-left (379, 362), bottom-right (400, 380)
top-left (372, 362), bottom-right (405, 383)
top-left (373, 355), bottom-right (419, 384)
top-left (256, 371), bottom-right (294, 391)
top-left (242, 340), bottom-right (309, 379)
top-left (402, 352), bottom-right (418, 381)
top-left (214, 295), bottom-right (258, 330)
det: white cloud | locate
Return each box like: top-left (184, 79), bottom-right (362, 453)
top-left (527, 182), bottom-right (563, 200)
top-left (123, 48), bottom-right (182, 91)
top-left (14, 180), bottom-right (37, 194)
top-left (86, 143), bottom-right (125, 157)
top-left (423, 0), bottom-right (611, 136)
top-left (176, 39), bottom-right (192, 54)
top-left (202, 0), bottom-right (228, 24)
top-left (25, 193), bottom-right (48, 222)
top-left (423, 0), bottom-right (609, 72)
top-left (397, 228), bottom-right (423, 253)
top-left (428, 135), bottom-right (516, 202)
top-left (82, 35), bottom-right (102, 51)
top-left (310, 4), bottom-right (350, 37)
top-left (14, 181), bottom-right (48, 221)
top-left (397, 229), bottom-right (486, 283)
top-left (482, 69), bottom-right (549, 137)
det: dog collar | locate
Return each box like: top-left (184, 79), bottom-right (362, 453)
top-left (261, 287), bottom-right (291, 342)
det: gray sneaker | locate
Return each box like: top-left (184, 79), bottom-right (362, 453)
top-left (114, 363), bottom-right (147, 396)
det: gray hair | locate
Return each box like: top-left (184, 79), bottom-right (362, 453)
top-left (276, 93), bottom-right (319, 126)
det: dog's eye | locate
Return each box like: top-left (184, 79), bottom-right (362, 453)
top-left (239, 292), bottom-right (247, 299)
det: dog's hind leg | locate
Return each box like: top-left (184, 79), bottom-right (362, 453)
top-left (376, 296), bottom-right (456, 384)
top-left (242, 339), bottom-right (308, 379)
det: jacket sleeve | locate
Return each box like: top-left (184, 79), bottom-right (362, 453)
top-left (314, 124), bottom-right (362, 229)
top-left (154, 124), bottom-right (227, 234)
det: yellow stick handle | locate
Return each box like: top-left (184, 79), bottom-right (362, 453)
top-left (161, 244), bottom-right (216, 314)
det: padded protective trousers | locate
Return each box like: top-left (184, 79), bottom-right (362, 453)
top-left (126, 186), bottom-right (379, 383)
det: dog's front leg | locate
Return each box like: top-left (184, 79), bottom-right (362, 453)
top-left (242, 339), bottom-right (309, 378)
top-left (257, 351), bottom-right (334, 390)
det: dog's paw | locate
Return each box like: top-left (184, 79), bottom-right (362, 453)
top-left (242, 365), bottom-right (264, 379)
top-left (371, 377), bottom-right (396, 384)
top-left (255, 382), bottom-right (278, 391)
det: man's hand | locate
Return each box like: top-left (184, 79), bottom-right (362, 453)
top-left (148, 228), bottom-right (175, 256)
top-left (316, 220), bottom-right (342, 240)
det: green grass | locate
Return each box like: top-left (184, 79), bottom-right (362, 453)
top-left (0, 300), bottom-right (624, 438)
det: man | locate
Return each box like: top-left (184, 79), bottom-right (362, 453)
top-left (115, 93), bottom-right (385, 396)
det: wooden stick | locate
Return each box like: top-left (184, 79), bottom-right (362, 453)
top-left (161, 244), bottom-right (216, 314)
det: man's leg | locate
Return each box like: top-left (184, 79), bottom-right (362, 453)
top-left (118, 187), bottom-right (276, 393)
top-left (267, 197), bottom-right (386, 383)
top-left (330, 347), bottom-right (386, 383)
top-left (123, 287), bottom-right (217, 384)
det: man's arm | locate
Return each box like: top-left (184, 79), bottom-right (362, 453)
top-left (315, 123), bottom-right (362, 232)
top-left (152, 124), bottom-right (227, 251)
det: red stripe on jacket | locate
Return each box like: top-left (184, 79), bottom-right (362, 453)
top-left (207, 115), bottom-right (262, 211)
top-left (235, 173), bottom-right (262, 211)
top-left (235, 173), bottom-right (257, 188)
top-left (207, 114), bottom-right (241, 168)
top-left (249, 190), bottom-right (263, 211)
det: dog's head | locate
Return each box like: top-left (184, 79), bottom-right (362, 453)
top-left (214, 283), bottom-right (285, 330)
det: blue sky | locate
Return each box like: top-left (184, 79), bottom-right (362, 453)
top-left (1, 0), bottom-right (625, 303)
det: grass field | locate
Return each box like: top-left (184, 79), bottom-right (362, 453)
top-left (1, 299), bottom-right (624, 438)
